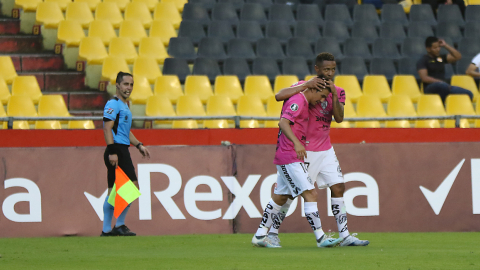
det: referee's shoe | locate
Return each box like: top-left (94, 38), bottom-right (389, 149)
top-left (112, 225), bottom-right (136, 236)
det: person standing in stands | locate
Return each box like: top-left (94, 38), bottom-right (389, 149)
top-left (101, 71), bottom-right (151, 236)
top-left (417, 36), bottom-right (473, 104)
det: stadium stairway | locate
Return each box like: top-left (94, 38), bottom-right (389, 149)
top-left (0, 14), bottom-right (108, 128)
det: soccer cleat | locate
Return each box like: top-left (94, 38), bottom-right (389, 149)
top-left (267, 233), bottom-right (281, 246)
top-left (317, 233), bottom-right (343, 248)
top-left (100, 231), bottom-right (114, 237)
top-left (112, 225), bottom-right (136, 236)
top-left (340, 233), bottom-right (370, 246)
top-left (252, 235), bottom-right (281, 248)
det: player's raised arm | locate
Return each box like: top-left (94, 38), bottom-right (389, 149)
top-left (275, 77), bottom-right (326, 101)
top-left (278, 118), bottom-right (306, 160)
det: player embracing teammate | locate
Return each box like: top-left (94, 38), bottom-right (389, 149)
top-left (252, 53), bottom-right (369, 248)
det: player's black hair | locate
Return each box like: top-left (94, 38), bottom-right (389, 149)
top-left (116, 72), bottom-right (133, 84)
top-left (315, 52), bottom-right (335, 66)
top-left (425, 36), bottom-right (439, 48)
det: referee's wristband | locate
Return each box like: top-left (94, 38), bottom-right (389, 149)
top-left (107, 144), bottom-right (117, 155)
top-left (136, 142), bottom-right (143, 149)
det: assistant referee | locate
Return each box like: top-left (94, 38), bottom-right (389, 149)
top-left (101, 72), bottom-right (151, 237)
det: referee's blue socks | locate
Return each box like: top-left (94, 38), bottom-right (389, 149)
top-left (115, 204), bottom-right (131, 227)
top-left (103, 196), bottom-right (114, 233)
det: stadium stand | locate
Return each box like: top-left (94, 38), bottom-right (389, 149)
top-left (286, 37), bottom-right (315, 60)
top-left (370, 58), bottom-right (397, 81)
top-left (351, 21), bottom-right (378, 45)
top-left (282, 57), bottom-right (310, 81)
top-left (223, 58), bottom-right (251, 82)
top-left (294, 21), bottom-right (321, 44)
top-left (341, 57), bottom-right (369, 82)
top-left (150, 20), bottom-right (177, 46)
top-left (0, 77), bottom-right (10, 105)
top-left (445, 95), bottom-right (475, 128)
top-left (104, 0), bottom-right (129, 11)
top-left (353, 4), bottom-right (380, 26)
top-left (192, 58), bottom-right (222, 82)
top-left (175, 95), bottom-right (206, 127)
top-left (314, 38), bottom-right (344, 61)
top-left (296, 4), bottom-right (323, 26)
top-left (153, 76), bottom-right (184, 104)
top-left (252, 58), bottom-right (281, 82)
top-left (379, 22), bottom-right (407, 45)
top-left (334, 75), bottom-right (362, 103)
top-left (237, 21), bottom-right (264, 43)
top-left (355, 95), bottom-right (385, 128)
top-left (7, 96), bottom-right (38, 129)
top-left (88, 20), bottom-right (117, 46)
top-left (153, 2), bottom-right (182, 29)
top-left (108, 37), bottom-right (138, 64)
top-left (227, 38), bottom-right (256, 60)
top-left (119, 20), bottom-right (148, 45)
top-left (197, 38), bottom-right (228, 61)
top-left (386, 95), bottom-right (417, 128)
top-left (145, 95), bottom-right (176, 128)
top-left (269, 4), bottom-right (295, 26)
top-left (167, 37), bottom-right (197, 61)
top-left (323, 21), bottom-right (350, 44)
top-left (372, 38), bottom-right (402, 60)
top-left (204, 96), bottom-right (237, 129)
top-left (133, 57), bottom-right (162, 84)
top-left (265, 95), bottom-right (282, 127)
top-left (240, 3), bottom-right (268, 26)
top-left (362, 75), bottom-right (392, 103)
top-left (101, 56), bottom-right (131, 84)
top-left (128, 76), bottom-right (153, 104)
top-left (237, 95), bottom-right (267, 128)
top-left (124, 2), bottom-right (153, 28)
top-left (66, 2), bottom-right (94, 28)
top-left (392, 75), bottom-right (422, 103)
top-left (35, 2), bottom-right (64, 28)
top-left (437, 4), bottom-right (465, 27)
top-left (208, 21), bottom-right (235, 43)
top-left (415, 95), bottom-right (445, 128)
top-left (182, 3), bottom-right (210, 26)
top-left (381, 4), bottom-right (409, 26)
top-left (266, 21), bottom-right (293, 45)
top-left (256, 38), bottom-right (285, 60)
top-left (325, 4), bottom-right (353, 27)
top-left (409, 4), bottom-right (437, 27)
top-left (12, 76), bottom-right (43, 104)
top-left (212, 3), bottom-right (239, 26)
top-left (138, 37), bottom-right (169, 64)
top-left (0, 56), bottom-right (18, 84)
top-left (214, 75), bottom-right (244, 104)
top-left (244, 75), bottom-right (274, 103)
top-left (184, 75), bottom-right (214, 104)
top-left (273, 75), bottom-right (299, 93)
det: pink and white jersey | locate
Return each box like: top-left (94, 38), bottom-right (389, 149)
top-left (306, 85), bottom-right (345, 151)
top-left (273, 92), bottom-right (310, 165)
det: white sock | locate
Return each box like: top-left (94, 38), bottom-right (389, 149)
top-left (331, 197), bottom-right (350, 238)
top-left (269, 198), bottom-right (293, 235)
top-left (255, 199), bottom-right (282, 237)
top-left (304, 202), bottom-right (324, 241)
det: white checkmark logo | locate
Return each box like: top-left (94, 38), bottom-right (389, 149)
top-left (420, 159), bottom-right (465, 215)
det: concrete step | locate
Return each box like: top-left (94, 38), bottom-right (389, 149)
top-left (19, 71), bottom-right (85, 91)
top-left (0, 17), bottom-right (20, 34)
top-left (68, 91), bottom-right (110, 111)
top-left (6, 53), bottom-right (64, 72)
top-left (0, 35), bottom-right (42, 53)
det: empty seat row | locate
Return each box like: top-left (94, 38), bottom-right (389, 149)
top-left (36, 2), bottom-right (183, 29)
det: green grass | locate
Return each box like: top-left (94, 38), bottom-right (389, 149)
top-left (0, 233), bottom-right (478, 269)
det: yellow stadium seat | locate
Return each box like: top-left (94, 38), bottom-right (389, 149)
top-left (467, 0), bottom-right (480, 5)
top-left (305, 75), bottom-right (316, 81)
top-left (11, 76), bottom-right (43, 104)
top-left (451, 75), bottom-right (479, 102)
top-left (124, 2), bottom-right (153, 28)
top-left (35, 121), bottom-right (62, 129)
top-left (133, 56), bottom-right (162, 84)
top-left (102, 56), bottom-right (131, 84)
top-left (184, 76), bottom-right (214, 104)
top-left (204, 96), bottom-right (236, 129)
top-left (0, 56), bottom-right (18, 84)
top-left (355, 95), bottom-right (386, 128)
top-left (176, 95), bottom-right (206, 127)
top-left (415, 95), bottom-right (446, 128)
top-left (0, 77), bottom-right (11, 105)
top-left (78, 37), bottom-right (108, 64)
top-left (35, 2), bottom-right (64, 28)
top-left (57, 20), bottom-right (85, 46)
top-left (145, 95), bottom-right (176, 127)
top-left (128, 76), bottom-right (153, 104)
top-left (7, 96), bottom-right (38, 129)
top-left (66, 2), bottom-right (94, 28)
top-left (45, 0), bottom-right (71, 10)
top-left (95, 2), bottom-right (123, 28)
top-left (162, 0), bottom-right (187, 12)
top-left (74, 0), bottom-right (101, 11)
top-left (265, 95), bottom-right (282, 128)
top-left (154, 76), bottom-right (183, 104)
top-left (88, 20), bottom-right (117, 46)
top-left (108, 37), bottom-right (137, 64)
top-left (15, 0), bottom-right (42, 11)
top-left (149, 20), bottom-right (177, 46)
top-left (274, 75), bottom-right (299, 94)
top-left (392, 75), bottom-right (421, 103)
top-left (214, 76), bottom-right (244, 104)
top-left (332, 98), bottom-right (356, 128)
top-left (237, 95), bottom-right (266, 128)
top-left (363, 75), bottom-right (392, 103)
top-left (104, 0), bottom-right (130, 11)
top-left (119, 20), bottom-right (148, 46)
top-left (138, 37), bottom-right (169, 64)
top-left (172, 120), bottom-right (198, 129)
top-left (334, 75), bottom-right (363, 103)
top-left (153, 2), bottom-right (182, 29)
top-left (386, 95), bottom-right (417, 128)
top-left (68, 120), bottom-right (95, 129)
top-left (132, 0), bottom-right (157, 11)
top-left (0, 103), bottom-right (6, 129)
top-left (244, 75), bottom-right (274, 104)
top-left (38, 95), bottom-right (71, 118)
top-left (444, 94), bottom-right (474, 128)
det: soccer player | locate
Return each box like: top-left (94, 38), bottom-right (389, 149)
top-left (101, 72), bottom-right (150, 236)
top-left (270, 53), bottom-right (369, 247)
top-left (252, 80), bottom-right (343, 248)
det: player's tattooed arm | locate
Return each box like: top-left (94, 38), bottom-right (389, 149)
top-left (275, 77), bottom-right (326, 101)
top-left (326, 80), bottom-right (345, 123)
top-left (278, 118), bottom-right (307, 160)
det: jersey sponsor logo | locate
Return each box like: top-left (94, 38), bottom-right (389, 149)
top-left (290, 103), bottom-right (299, 111)
top-left (321, 100), bottom-right (328, 110)
top-left (315, 116), bottom-right (332, 123)
top-left (106, 108), bottom-right (114, 114)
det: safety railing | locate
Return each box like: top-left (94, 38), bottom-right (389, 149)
top-left (1, 115), bottom-right (480, 129)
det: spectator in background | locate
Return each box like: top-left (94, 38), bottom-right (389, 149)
top-left (417, 36), bottom-right (473, 104)
top-left (422, 0), bottom-right (465, 16)
top-left (466, 53), bottom-right (480, 78)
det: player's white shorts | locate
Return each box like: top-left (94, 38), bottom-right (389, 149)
top-left (305, 147), bottom-right (344, 189)
top-left (274, 162), bottom-right (315, 198)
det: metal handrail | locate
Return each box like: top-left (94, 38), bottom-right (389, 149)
top-left (1, 115), bottom-right (479, 128)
